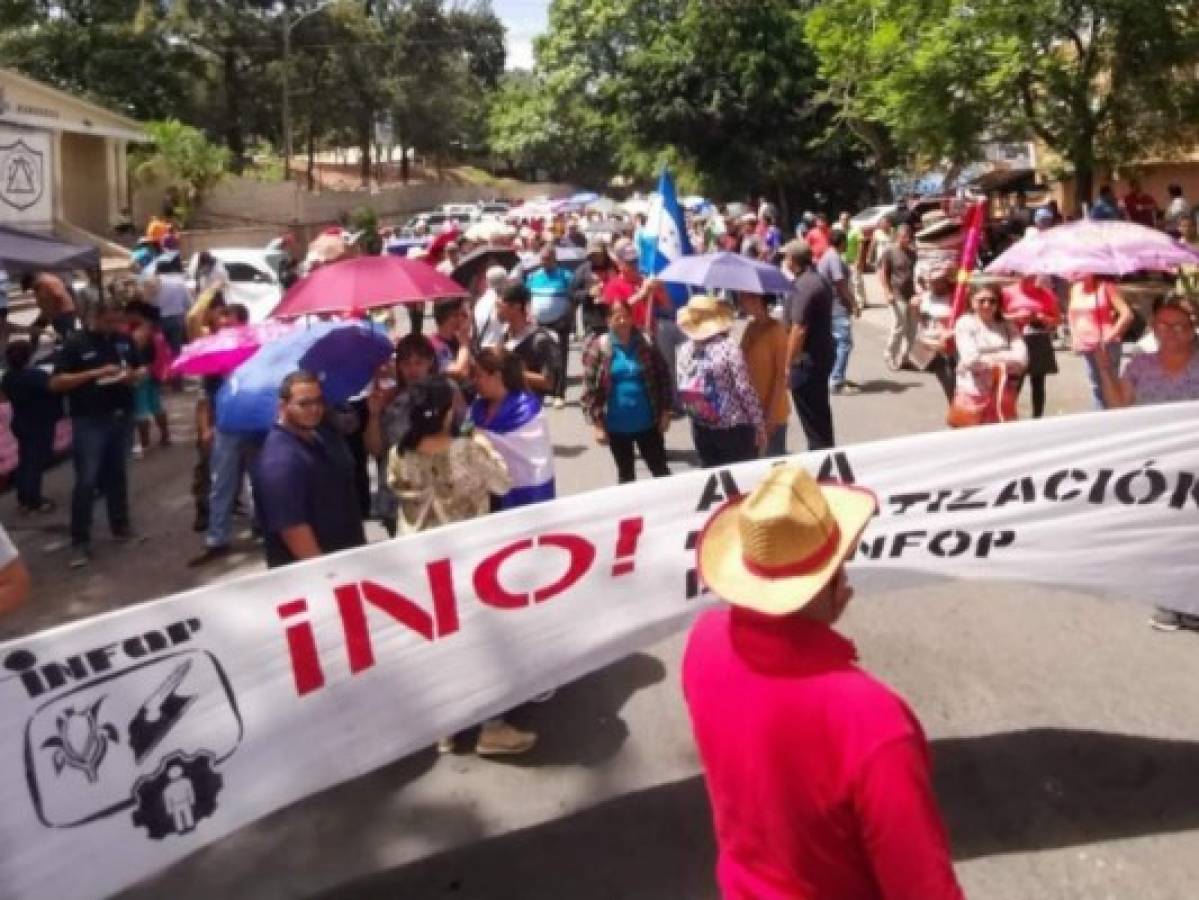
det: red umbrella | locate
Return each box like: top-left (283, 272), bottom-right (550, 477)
top-left (268, 255), bottom-right (468, 319)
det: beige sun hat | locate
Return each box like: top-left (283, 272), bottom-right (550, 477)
top-left (677, 295), bottom-right (735, 341)
top-left (697, 465), bottom-right (878, 616)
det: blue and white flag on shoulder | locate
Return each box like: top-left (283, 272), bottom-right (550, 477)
top-left (470, 391), bottom-right (556, 510)
top-left (638, 168), bottom-right (693, 306)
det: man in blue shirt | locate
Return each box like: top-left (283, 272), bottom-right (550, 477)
top-left (524, 243), bottom-right (573, 408)
top-left (1089, 185), bottom-right (1122, 221)
top-left (251, 371), bottom-right (366, 568)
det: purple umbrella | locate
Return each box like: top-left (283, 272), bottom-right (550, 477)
top-left (985, 220), bottom-right (1199, 278)
top-left (657, 252), bottom-right (793, 295)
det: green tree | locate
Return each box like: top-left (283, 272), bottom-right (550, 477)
top-left (132, 119), bottom-right (232, 225)
top-left (529, 0), bottom-right (874, 210)
top-left (0, 0), bottom-right (203, 121)
top-left (807, 0), bottom-right (1199, 205)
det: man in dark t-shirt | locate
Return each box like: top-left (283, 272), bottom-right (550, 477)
top-left (783, 240), bottom-right (836, 451)
top-left (497, 281), bottom-right (559, 398)
top-left (50, 300), bottom-right (144, 567)
top-left (251, 371), bottom-right (365, 568)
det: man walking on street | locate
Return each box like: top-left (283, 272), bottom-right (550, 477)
top-left (880, 223), bottom-right (918, 371)
top-left (817, 229), bottom-right (862, 394)
top-left (51, 300), bottom-right (145, 568)
top-left (251, 371), bottom-right (366, 568)
top-left (524, 243), bottom-right (573, 408)
top-left (684, 465), bottom-right (964, 900)
top-left (783, 241), bottom-right (836, 450)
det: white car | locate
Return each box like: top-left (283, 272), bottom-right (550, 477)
top-left (849, 204), bottom-right (897, 233)
top-left (186, 248), bottom-right (283, 323)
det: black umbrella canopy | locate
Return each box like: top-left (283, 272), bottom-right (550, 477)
top-left (452, 247), bottom-right (520, 295)
top-left (0, 225), bottom-right (100, 277)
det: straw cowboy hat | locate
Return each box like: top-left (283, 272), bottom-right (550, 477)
top-left (697, 466), bottom-right (877, 616)
top-left (677, 295), bottom-right (735, 341)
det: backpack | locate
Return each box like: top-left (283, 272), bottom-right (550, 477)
top-left (677, 342), bottom-right (727, 426)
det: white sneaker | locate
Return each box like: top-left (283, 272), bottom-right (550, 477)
top-left (552, 397), bottom-right (566, 409)
top-left (131, 445), bottom-right (145, 460)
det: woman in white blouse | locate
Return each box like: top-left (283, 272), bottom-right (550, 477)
top-left (950, 286), bottom-right (1028, 426)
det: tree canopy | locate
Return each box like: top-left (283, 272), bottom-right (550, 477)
top-left (3, 0), bottom-right (1197, 209)
top-left (807, 0), bottom-right (1199, 204)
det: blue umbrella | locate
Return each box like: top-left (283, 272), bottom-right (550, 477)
top-left (657, 252), bottom-right (793, 295)
top-left (570, 191), bottom-right (600, 206)
top-left (215, 321), bottom-right (393, 433)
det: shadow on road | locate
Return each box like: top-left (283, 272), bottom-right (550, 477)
top-left (492, 652), bottom-right (668, 768)
top-left (323, 774), bottom-right (717, 900)
top-left (321, 727), bottom-right (1199, 899)
top-left (856, 378), bottom-right (924, 394)
top-left (553, 443), bottom-right (589, 459)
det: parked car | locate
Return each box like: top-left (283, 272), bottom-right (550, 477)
top-left (186, 248), bottom-right (283, 323)
top-left (402, 209), bottom-right (473, 235)
top-left (475, 201), bottom-right (510, 220)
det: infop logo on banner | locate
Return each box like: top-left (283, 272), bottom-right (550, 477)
top-left (0, 138), bottom-right (44, 212)
top-left (5, 619), bottom-right (244, 839)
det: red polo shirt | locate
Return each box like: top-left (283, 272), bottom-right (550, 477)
top-left (683, 607), bottom-right (963, 900)
top-left (1123, 191), bottom-right (1158, 228)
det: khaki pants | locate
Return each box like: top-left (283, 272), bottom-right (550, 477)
top-left (886, 298), bottom-right (917, 368)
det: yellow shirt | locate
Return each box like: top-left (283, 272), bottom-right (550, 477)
top-left (740, 318), bottom-right (790, 426)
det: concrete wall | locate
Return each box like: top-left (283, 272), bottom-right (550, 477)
top-left (60, 132), bottom-right (110, 234)
top-left (133, 176), bottom-right (577, 232)
top-left (177, 226), bottom-right (282, 258)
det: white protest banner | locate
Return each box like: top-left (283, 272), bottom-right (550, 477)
top-left (2, 403), bottom-right (1197, 899)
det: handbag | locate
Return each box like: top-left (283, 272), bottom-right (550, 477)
top-left (946, 365), bottom-right (1016, 428)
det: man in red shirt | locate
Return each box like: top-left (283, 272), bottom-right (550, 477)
top-left (602, 238), bottom-right (668, 331)
top-left (805, 214), bottom-right (832, 261)
top-left (1123, 178), bottom-right (1159, 228)
top-left (684, 466), bottom-right (963, 900)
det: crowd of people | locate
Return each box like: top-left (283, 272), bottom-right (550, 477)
top-left (0, 179), bottom-right (1195, 898)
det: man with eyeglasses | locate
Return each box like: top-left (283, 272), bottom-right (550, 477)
top-left (251, 370), bottom-right (366, 569)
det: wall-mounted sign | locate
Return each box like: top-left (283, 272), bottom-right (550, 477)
top-left (0, 127), bottom-right (52, 225)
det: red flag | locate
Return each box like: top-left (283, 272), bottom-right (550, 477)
top-left (949, 200), bottom-right (988, 326)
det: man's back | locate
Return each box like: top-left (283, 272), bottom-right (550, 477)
top-left (683, 607), bottom-right (962, 900)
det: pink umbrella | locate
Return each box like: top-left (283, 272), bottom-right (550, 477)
top-left (269, 254), bottom-right (468, 319)
top-left (169, 322), bottom-right (295, 377)
top-left (985, 220), bottom-right (1199, 278)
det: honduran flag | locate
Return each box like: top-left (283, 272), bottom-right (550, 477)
top-left (638, 167), bottom-right (693, 307)
top-left (471, 391), bottom-right (556, 509)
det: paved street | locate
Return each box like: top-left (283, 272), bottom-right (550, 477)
top-left (5, 283), bottom-right (1199, 900)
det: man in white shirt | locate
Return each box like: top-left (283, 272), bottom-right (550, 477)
top-left (473, 265), bottom-right (509, 349)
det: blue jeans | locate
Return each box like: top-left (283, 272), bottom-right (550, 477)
top-left (206, 430), bottom-right (245, 549)
top-left (14, 423), bottom-right (54, 508)
top-left (1082, 342), bottom-right (1122, 409)
top-left (161, 315), bottom-right (186, 357)
top-left (70, 414), bottom-right (133, 546)
top-left (829, 314), bottom-right (854, 387)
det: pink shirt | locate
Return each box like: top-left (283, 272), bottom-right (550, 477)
top-left (683, 607), bottom-right (964, 900)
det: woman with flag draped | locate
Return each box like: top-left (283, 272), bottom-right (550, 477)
top-left (469, 348), bottom-right (556, 510)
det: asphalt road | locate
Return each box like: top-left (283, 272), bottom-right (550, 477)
top-left (4, 279), bottom-right (1198, 900)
